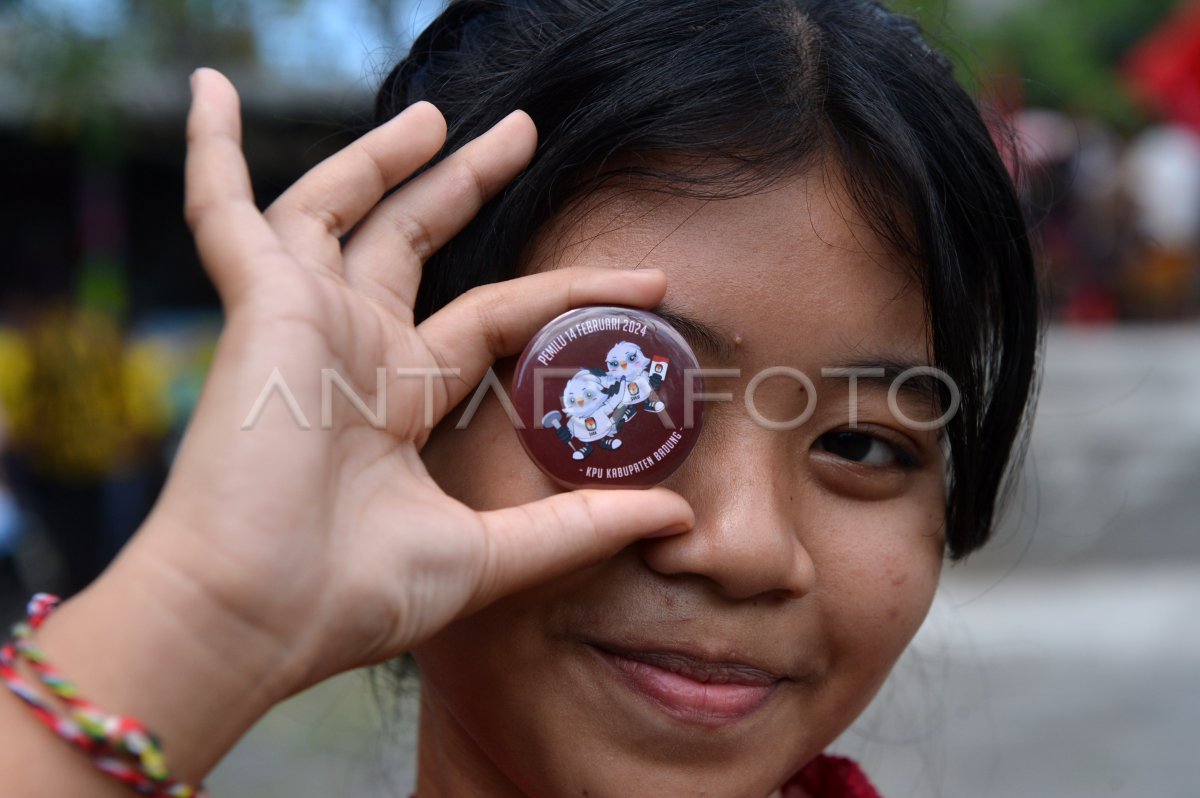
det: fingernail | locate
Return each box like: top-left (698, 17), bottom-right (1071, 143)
top-left (628, 268), bottom-right (665, 282)
top-left (490, 109), bottom-right (536, 138)
top-left (400, 99), bottom-right (441, 118)
top-left (390, 100), bottom-right (444, 130)
top-left (647, 521), bottom-right (691, 538)
top-left (190, 67), bottom-right (210, 93)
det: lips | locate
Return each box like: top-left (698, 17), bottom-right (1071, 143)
top-left (589, 643), bottom-right (785, 725)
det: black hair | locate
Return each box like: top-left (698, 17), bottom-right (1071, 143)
top-left (373, 0), bottom-right (1041, 560)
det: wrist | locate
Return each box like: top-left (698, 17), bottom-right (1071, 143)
top-left (29, 532), bottom-right (304, 784)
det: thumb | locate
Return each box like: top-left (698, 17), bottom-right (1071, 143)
top-left (468, 487), bottom-right (693, 612)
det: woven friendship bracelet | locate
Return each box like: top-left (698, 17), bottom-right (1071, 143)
top-left (1, 593), bottom-right (207, 798)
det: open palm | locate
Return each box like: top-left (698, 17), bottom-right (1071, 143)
top-left (125, 69), bottom-right (692, 694)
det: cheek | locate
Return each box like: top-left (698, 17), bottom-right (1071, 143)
top-left (813, 500), bottom-right (944, 668)
top-left (412, 565), bottom-right (618, 791)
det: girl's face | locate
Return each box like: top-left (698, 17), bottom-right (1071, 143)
top-left (416, 170), bottom-right (947, 797)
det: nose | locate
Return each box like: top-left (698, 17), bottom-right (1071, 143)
top-left (640, 422), bottom-right (816, 601)
top-left (621, 360), bottom-right (628, 368)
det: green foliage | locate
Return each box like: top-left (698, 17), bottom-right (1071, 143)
top-left (892, 0), bottom-right (1185, 130)
top-left (5, 0), bottom-right (1183, 134)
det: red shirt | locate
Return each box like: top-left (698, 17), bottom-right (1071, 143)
top-left (782, 754), bottom-right (882, 798)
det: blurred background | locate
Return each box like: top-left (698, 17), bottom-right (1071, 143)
top-left (0, 0), bottom-right (1197, 796)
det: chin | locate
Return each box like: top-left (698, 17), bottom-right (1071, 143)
top-left (413, 583), bottom-right (851, 798)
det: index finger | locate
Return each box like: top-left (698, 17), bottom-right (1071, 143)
top-left (416, 267), bottom-right (670, 418)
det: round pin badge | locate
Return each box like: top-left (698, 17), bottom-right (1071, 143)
top-left (512, 306), bottom-right (704, 489)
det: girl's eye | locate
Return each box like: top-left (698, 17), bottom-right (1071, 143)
top-left (608, 361), bottom-right (618, 368)
top-left (586, 391), bottom-right (595, 399)
top-left (629, 353), bottom-right (638, 361)
top-left (814, 431), bottom-right (917, 469)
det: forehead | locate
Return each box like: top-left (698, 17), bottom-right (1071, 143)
top-left (528, 169), bottom-right (931, 367)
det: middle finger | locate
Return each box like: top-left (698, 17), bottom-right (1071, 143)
top-left (341, 109), bottom-right (538, 314)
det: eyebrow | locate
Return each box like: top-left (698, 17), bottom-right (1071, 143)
top-left (647, 306), bottom-right (946, 408)
top-left (652, 303), bottom-right (738, 361)
top-left (823, 358), bottom-right (945, 408)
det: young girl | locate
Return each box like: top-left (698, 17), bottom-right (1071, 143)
top-left (1, 1), bottom-right (1039, 796)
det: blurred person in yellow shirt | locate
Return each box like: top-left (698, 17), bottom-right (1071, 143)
top-left (0, 305), bottom-right (170, 595)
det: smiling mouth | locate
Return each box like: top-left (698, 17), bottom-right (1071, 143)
top-left (588, 643), bottom-right (785, 726)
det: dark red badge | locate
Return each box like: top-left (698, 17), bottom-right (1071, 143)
top-left (512, 306), bottom-right (704, 489)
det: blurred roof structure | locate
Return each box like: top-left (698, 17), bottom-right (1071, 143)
top-left (0, 63), bottom-right (373, 125)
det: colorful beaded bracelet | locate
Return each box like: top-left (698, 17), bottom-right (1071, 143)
top-left (1, 593), bottom-right (207, 797)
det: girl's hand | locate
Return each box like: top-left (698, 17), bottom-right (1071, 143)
top-left (115, 69), bottom-right (692, 694)
top-left (3, 67), bottom-right (692, 798)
